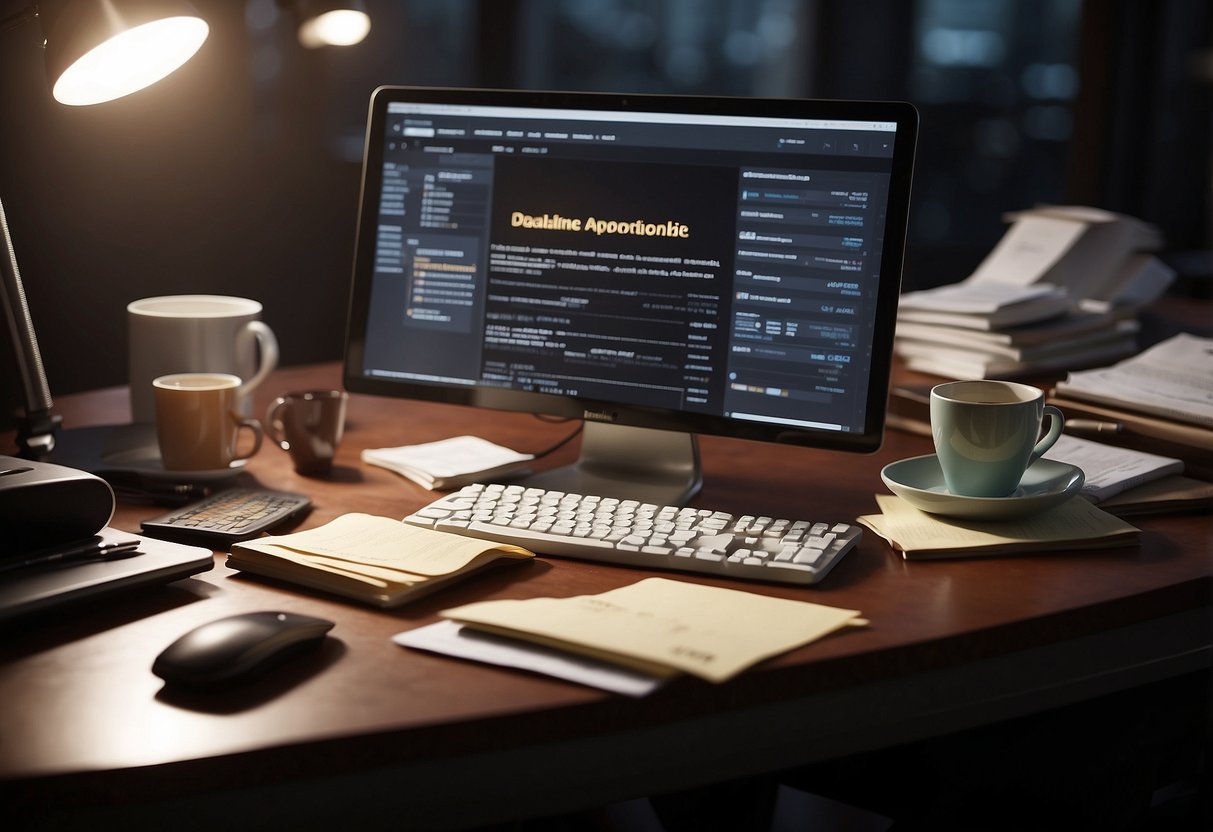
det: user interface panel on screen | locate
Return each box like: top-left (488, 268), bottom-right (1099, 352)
top-left (352, 91), bottom-right (913, 443)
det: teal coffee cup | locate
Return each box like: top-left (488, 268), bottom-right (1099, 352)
top-left (930, 380), bottom-right (1065, 498)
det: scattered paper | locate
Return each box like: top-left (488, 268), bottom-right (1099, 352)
top-left (1044, 434), bottom-right (1183, 502)
top-left (363, 436), bottom-right (533, 490)
top-left (237, 513), bottom-right (530, 577)
top-left (858, 493), bottom-right (1138, 559)
top-left (967, 213), bottom-right (1090, 286)
top-left (226, 513), bottom-right (534, 607)
top-left (394, 620), bottom-right (667, 697)
top-left (442, 577), bottom-right (866, 683)
top-left (898, 281), bottom-right (1066, 314)
top-left (1055, 334), bottom-right (1213, 428)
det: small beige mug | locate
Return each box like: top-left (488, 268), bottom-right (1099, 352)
top-left (153, 373), bottom-right (263, 471)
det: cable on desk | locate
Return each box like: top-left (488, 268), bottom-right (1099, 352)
top-left (525, 420), bottom-right (584, 459)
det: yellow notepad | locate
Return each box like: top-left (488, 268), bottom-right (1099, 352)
top-left (442, 577), bottom-right (866, 683)
top-left (227, 513), bottom-right (533, 607)
top-left (858, 493), bottom-right (1139, 560)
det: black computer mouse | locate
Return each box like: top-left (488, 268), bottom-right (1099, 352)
top-left (153, 611), bottom-right (334, 688)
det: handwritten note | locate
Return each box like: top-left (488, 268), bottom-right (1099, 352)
top-left (442, 578), bottom-right (865, 683)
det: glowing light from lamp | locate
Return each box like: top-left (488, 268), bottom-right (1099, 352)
top-left (298, 9), bottom-right (370, 48)
top-left (52, 16), bottom-right (210, 106)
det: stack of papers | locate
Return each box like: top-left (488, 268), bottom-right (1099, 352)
top-left (396, 577), bottom-right (866, 695)
top-left (1049, 334), bottom-right (1213, 481)
top-left (858, 494), bottom-right (1139, 560)
top-left (362, 435), bottom-right (534, 490)
top-left (1042, 433), bottom-right (1212, 516)
top-left (1053, 334), bottom-right (1213, 428)
top-left (1043, 433), bottom-right (1184, 503)
top-left (226, 513), bottom-right (534, 607)
top-left (898, 282), bottom-right (1073, 331)
top-left (895, 206), bottom-right (1172, 379)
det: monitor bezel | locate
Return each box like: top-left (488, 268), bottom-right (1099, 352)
top-left (343, 86), bottom-right (918, 455)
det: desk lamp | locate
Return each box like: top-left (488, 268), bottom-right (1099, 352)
top-left (0, 0), bottom-right (209, 458)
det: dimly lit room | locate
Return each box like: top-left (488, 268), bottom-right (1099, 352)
top-left (1, 1), bottom-right (1210, 830)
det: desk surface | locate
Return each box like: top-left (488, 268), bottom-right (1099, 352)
top-left (2, 362), bottom-right (1210, 828)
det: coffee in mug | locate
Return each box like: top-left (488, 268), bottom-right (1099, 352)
top-left (153, 373), bottom-right (264, 471)
top-left (128, 295), bottom-right (279, 423)
top-left (930, 380), bottom-right (1064, 498)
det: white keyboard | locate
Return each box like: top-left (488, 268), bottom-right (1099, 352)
top-left (403, 483), bottom-right (861, 586)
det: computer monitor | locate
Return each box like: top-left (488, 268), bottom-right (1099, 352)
top-left (344, 87), bottom-right (918, 505)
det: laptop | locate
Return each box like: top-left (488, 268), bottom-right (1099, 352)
top-left (0, 530), bottom-right (212, 623)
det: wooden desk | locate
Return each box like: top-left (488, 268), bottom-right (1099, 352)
top-left (2, 362), bottom-right (1210, 828)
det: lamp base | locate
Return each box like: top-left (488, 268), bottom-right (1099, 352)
top-left (14, 410), bottom-right (61, 460)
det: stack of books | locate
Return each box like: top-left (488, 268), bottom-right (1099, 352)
top-left (894, 206), bottom-right (1174, 379)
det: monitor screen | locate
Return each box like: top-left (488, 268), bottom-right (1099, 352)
top-left (344, 87), bottom-right (918, 504)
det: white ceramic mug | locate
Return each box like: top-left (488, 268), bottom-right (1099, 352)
top-left (128, 295), bottom-right (279, 423)
top-left (153, 373), bottom-right (264, 471)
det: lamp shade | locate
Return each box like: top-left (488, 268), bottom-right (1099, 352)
top-left (295, 0), bottom-right (370, 48)
top-left (44, 0), bottom-right (209, 106)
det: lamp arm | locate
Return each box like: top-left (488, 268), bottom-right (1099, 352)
top-left (0, 194), bottom-right (60, 458)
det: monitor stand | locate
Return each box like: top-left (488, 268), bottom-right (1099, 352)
top-left (520, 422), bottom-right (702, 506)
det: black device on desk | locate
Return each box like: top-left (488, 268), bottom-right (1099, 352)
top-left (0, 455), bottom-right (114, 553)
top-left (0, 457), bottom-right (212, 622)
top-left (343, 87), bottom-right (918, 505)
top-left (152, 611), bottom-right (334, 688)
top-left (140, 488), bottom-right (313, 545)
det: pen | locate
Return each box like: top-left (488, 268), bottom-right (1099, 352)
top-left (1064, 419), bottom-right (1124, 436)
top-left (0, 537), bottom-right (142, 576)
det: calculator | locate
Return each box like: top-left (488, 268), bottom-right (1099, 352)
top-left (140, 489), bottom-right (312, 545)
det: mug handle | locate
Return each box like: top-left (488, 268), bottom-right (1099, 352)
top-left (236, 321), bottom-right (279, 399)
top-left (231, 416), bottom-right (264, 463)
top-left (1029, 405), bottom-right (1065, 464)
top-left (266, 396), bottom-right (290, 449)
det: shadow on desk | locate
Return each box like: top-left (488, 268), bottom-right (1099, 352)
top-left (1, 578), bottom-right (216, 661)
